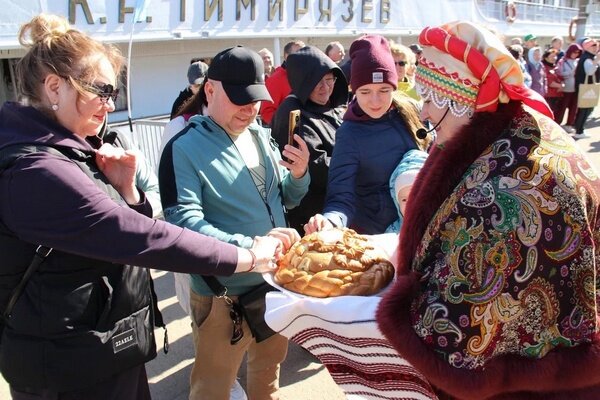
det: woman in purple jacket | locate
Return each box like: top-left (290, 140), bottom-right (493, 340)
top-left (0, 14), bottom-right (292, 400)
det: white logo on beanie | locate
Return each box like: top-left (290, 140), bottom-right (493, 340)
top-left (372, 72), bottom-right (384, 83)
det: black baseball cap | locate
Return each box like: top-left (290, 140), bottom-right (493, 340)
top-left (409, 44), bottom-right (423, 54)
top-left (207, 46), bottom-right (273, 105)
top-left (187, 61), bottom-right (209, 85)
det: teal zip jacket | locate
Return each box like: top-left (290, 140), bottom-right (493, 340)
top-left (159, 115), bottom-right (310, 295)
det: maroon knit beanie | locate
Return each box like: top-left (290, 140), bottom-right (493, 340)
top-left (349, 34), bottom-right (398, 90)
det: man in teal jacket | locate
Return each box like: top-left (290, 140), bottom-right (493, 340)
top-left (158, 46), bottom-right (310, 400)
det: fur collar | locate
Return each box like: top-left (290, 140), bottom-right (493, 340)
top-left (377, 101), bottom-right (600, 398)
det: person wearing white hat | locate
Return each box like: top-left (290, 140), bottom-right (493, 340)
top-left (386, 149), bottom-right (428, 233)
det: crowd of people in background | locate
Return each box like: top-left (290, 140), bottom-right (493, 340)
top-left (156, 27), bottom-right (600, 400)
top-left (507, 33), bottom-right (600, 138)
top-left (169, 32), bottom-right (600, 142)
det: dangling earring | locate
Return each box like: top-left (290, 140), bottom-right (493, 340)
top-left (51, 104), bottom-right (59, 111)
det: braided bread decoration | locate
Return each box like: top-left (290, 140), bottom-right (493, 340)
top-left (274, 228), bottom-right (394, 297)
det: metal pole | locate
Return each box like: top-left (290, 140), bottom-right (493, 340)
top-left (273, 37), bottom-right (282, 66)
top-left (575, 0), bottom-right (590, 41)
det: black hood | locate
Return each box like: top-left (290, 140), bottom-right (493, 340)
top-left (286, 46), bottom-right (348, 107)
top-left (0, 102), bottom-right (93, 152)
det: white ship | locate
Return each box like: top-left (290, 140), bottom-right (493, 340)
top-left (1, 0), bottom-right (599, 125)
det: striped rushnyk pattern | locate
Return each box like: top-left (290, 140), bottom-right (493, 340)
top-left (265, 292), bottom-right (438, 400)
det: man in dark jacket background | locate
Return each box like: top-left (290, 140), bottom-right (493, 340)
top-left (271, 46), bottom-right (348, 233)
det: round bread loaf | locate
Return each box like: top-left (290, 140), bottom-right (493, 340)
top-left (274, 228), bottom-right (395, 297)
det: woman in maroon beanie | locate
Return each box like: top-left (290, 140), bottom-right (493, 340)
top-left (305, 34), bottom-right (429, 235)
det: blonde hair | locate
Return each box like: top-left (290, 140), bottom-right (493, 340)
top-left (391, 93), bottom-right (431, 151)
top-left (16, 14), bottom-right (124, 106)
top-left (389, 41), bottom-right (416, 66)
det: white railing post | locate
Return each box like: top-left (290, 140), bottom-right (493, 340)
top-left (131, 119), bottom-right (168, 173)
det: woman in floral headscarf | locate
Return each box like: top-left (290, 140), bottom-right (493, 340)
top-left (377, 21), bottom-right (600, 399)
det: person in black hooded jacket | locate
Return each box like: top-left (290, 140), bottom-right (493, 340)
top-left (271, 46), bottom-right (348, 233)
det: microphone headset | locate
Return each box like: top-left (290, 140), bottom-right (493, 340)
top-left (416, 104), bottom-right (452, 140)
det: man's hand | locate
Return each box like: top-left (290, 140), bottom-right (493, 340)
top-left (279, 134), bottom-right (310, 179)
top-left (267, 227), bottom-right (301, 258)
top-left (304, 214), bottom-right (334, 234)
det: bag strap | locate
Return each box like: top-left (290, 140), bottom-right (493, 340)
top-left (2, 245), bottom-right (52, 322)
top-left (201, 275), bottom-right (228, 297)
top-left (266, 136), bottom-right (290, 228)
top-left (199, 124), bottom-right (290, 295)
top-left (148, 275), bottom-right (169, 353)
top-left (0, 145), bottom-right (60, 325)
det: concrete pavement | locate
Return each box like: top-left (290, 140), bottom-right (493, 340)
top-left (2, 110), bottom-right (600, 400)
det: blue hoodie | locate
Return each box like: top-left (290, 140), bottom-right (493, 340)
top-left (323, 99), bottom-right (417, 234)
top-left (159, 115), bottom-right (309, 295)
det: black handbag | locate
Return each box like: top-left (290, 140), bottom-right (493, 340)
top-left (237, 282), bottom-right (278, 342)
top-left (202, 276), bottom-right (278, 343)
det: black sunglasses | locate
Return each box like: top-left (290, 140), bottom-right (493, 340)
top-left (395, 61), bottom-right (407, 67)
top-left (229, 302), bottom-right (244, 345)
top-left (79, 81), bottom-right (120, 104)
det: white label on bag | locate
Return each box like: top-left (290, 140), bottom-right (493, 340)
top-left (582, 88), bottom-right (598, 99)
top-left (112, 328), bottom-right (137, 353)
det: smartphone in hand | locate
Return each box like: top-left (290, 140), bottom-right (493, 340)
top-left (284, 109), bottom-right (301, 163)
top-left (288, 109), bottom-right (300, 147)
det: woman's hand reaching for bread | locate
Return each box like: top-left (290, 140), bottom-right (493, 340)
top-left (304, 214), bottom-right (334, 234)
top-left (267, 227), bottom-right (301, 257)
top-left (235, 235), bottom-right (281, 274)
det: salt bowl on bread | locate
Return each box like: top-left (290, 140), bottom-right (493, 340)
top-left (274, 228), bottom-right (394, 297)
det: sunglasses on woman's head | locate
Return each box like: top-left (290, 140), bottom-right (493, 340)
top-left (395, 61), bottom-right (407, 67)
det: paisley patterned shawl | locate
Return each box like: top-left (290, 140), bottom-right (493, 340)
top-left (377, 101), bottom-right (600, 399)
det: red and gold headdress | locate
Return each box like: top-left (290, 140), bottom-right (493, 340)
top-left (415, 21), bottom-right (553, 118)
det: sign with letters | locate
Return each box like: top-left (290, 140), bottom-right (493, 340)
top-left (0, 0), bottom-right (460, 48)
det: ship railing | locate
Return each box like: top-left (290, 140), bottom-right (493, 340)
top-left (476, 0), bottom-right (578, 25)
top-left (109, 117), bottom-right (168, 173)
top-left (130, 118), bottom-right (168, 173)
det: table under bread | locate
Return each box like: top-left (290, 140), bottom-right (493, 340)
top-left (264, 233), bottom-right (438, 400)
